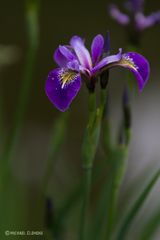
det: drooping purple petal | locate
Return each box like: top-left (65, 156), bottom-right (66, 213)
top-left (45, 68), bottom-right (81, 112)
top-left (70, 36), bottom-right (92, 70)
top-left (109, 4), bottom-right (130, 25)
top-left (91, 34), bottom-right (104, 65)
top-left (91, 49), bottom-right (122, 75)
top-left (135, 12), bottom-right (160, 31)
top-left (113, 52), bottom-right (150, 91)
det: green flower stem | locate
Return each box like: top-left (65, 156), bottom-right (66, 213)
top-left (92, 85), bottom-right (131, 240)
top-left (79, 93), bottom-right (96, 240)
top-left (0, 0), bottom-right (40, 188)
top-left (79, 89), bottom-right (106, 240)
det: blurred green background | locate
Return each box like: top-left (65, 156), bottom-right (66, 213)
top-left (0, 0), bottom-right (160, 239)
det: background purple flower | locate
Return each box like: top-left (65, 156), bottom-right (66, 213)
top-left (109, 0), bottom-right (160, 31)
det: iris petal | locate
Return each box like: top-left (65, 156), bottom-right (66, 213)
top-left (109, 4), bottom-right (130, 25)
top-left (91, 49), bottom-right (122, 75)
top-left (91, 34), bottom-right (104, 65)
top-left (67, 60), bottom-right (80, 71)
top-left (59, 45), bottom-right (77, 61)
top-left (45, 68), bottom-right (81, 112)
top-left (113, 52), bottom-right (150, 91)
top-left (135, 12), bottom-right (160, 31)
top-left (54, 48), bottom-right (69, 67)
top-left (53, 46), bottom-right (76, 67)
top-left (70, 36), bottom-right (92, 70)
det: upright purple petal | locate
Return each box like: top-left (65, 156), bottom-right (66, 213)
top-left (91, 49), bottom-right (122, 75)
top-left (59, 45), bottom-right (77, 61)
top-left (91, 34), bottom-right (104, 65)
top-left (45, 68), bottom-right (81, 112)
top-left (109, 4), bottom-right (130, 25)
top-left (70, 36), bottom-right (92, 70)
top-left (54, 46), bottom-right (77, 67)
top-left (54, 48), bottom-right (69, 67)
top-left (113, 52), bottom-right (150, 91)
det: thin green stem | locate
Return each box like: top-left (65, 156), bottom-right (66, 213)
top-left (79, 92), bottom-right (97, 240)
top-left (79, 93), bottom-right (96, 240)
top-left (0, 0), bottom-right (40, 188)
top-left (79, 89), bottom-right (107, 240)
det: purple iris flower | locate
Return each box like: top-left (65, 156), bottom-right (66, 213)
top-left (109, 0), bottom-right (160, 31)
top-left (45, 34), bottom-right (150, 112)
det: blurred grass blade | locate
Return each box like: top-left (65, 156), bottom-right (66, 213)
top-left (0, 0), bottom-right (40, 189)
top-left (89, 146), bottom-right (128, 240)
top-left (117, 161), bottom-right (156, 222)
top-left (90, 172), bottom-right (110, 240)
top-left (53, 160), bottom-right (105, 238)
top-left (0, 93), bottom-right (4, 148)
top-left (43, 112), bottom-right (69, 194)
top-left (116, 169), bottom-right (160, 240)
top-left (0, 1), bottom-right (41, 236)
top-left (139, 208), bottom-right (160, 240)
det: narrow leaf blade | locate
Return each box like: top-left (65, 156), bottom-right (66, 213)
top-left (116, 169), bottom-right (160, 240)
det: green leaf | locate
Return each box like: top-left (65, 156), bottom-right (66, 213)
top-left (139, 208), bottom-right (160, 240)
top-left (89, 146), bottom-right (128, 240)
top-left (116, 169), bottom-right (160, 240)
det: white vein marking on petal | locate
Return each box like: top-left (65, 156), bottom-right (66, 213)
top-left (121, 54), bottom-right (139, 71)
top-left (58, 69), bottom-right (77, 89)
